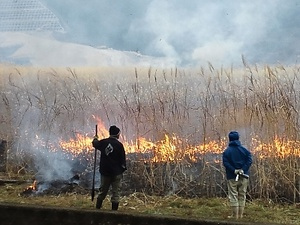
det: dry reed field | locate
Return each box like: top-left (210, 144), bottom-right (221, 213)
top-left (0, 62), bottom-right (299, 220)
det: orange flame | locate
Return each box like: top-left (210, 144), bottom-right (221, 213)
top-left (252, 136), bottom-right (300, 159)
top-left (59, 118), bottom-right (109, 156)
top-left (59, 134), bottom-right (93, 155)
top-left (24, 180), bottom-right (37, 192)
top-left (58, 132), bottom-right (300, 162)
top-left (55, 118), bottom-right (300, 162)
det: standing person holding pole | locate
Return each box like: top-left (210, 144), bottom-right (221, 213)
top-left (222, 131), bottom-right (252, 219)
top-left (92, 125), bottom-right (127, 210)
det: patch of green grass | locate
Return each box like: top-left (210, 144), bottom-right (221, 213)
top-left (0, 183), bottom-right (298, 224)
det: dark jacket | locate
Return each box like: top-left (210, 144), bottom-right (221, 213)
top-left (92, 137), bottom-right (126, 176)
top-left (223, 140), bottom-right (252, 180)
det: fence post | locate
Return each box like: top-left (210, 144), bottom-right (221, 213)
top-left (0, 140), bottom-right (7, 172)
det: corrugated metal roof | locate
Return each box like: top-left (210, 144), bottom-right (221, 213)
top-left (0, 0), bottom-right (64, 32)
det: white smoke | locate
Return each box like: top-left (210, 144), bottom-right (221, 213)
top-left (41, 0), bottom-right (300, 66)
top-left (1, 0), bottom-right (299, 67)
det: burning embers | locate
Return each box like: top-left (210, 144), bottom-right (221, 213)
top-left (21, 175), bottom-right (83, 196)
top-left (22, 180), bottom-right (37, 195)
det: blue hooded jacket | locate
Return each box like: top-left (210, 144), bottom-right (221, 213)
top-left (222, 131), bottom-right (252, 180)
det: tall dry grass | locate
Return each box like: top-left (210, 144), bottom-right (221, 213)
top-left (0, 63), bottom-right (299, 203)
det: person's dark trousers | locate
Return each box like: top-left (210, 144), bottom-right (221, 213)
top-left (96, 174), bottom-right (122, 210)
top-left (96, 198), bottom-right (102, 209)
top-left (112, 202), bottom-right (119, 210)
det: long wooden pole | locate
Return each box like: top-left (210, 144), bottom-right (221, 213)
top-left (91, 124), bottom-right (98, 201)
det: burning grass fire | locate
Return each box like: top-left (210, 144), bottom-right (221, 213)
top-left (1, 65), bottom-right (300, 203)
top-left (20, 119), bottom-right (300, 202)
top-left (57, 123), bottom-right (300, 162)
top-left (22, 180), bottom-right (37, 195)
top-left (21, 175), bottom-right (81, 196)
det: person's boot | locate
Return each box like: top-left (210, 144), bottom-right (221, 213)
top-left (112, 202), bottom-right (119, 210)
top-left (228, 206), bottom-right (239, 219)
top-left (239, 206), bottom-right (245, 218)
top-left (96, 198), bottom-right (103, 209)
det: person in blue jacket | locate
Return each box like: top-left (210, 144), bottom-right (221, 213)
top-left (223, 131), bottom-right (252, 219)
top-left (92, 125), bottom-right (127, 210)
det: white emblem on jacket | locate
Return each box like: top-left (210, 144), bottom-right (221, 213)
top-left (105, 143), bottom-right (113, 155)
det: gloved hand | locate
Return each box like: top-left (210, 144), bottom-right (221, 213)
top-left (92, 136), bottom-right (99, 145)
top-left (93, 135), bottom-right (99, 140)
top-left (234, 169), bottom-right (244, 175)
